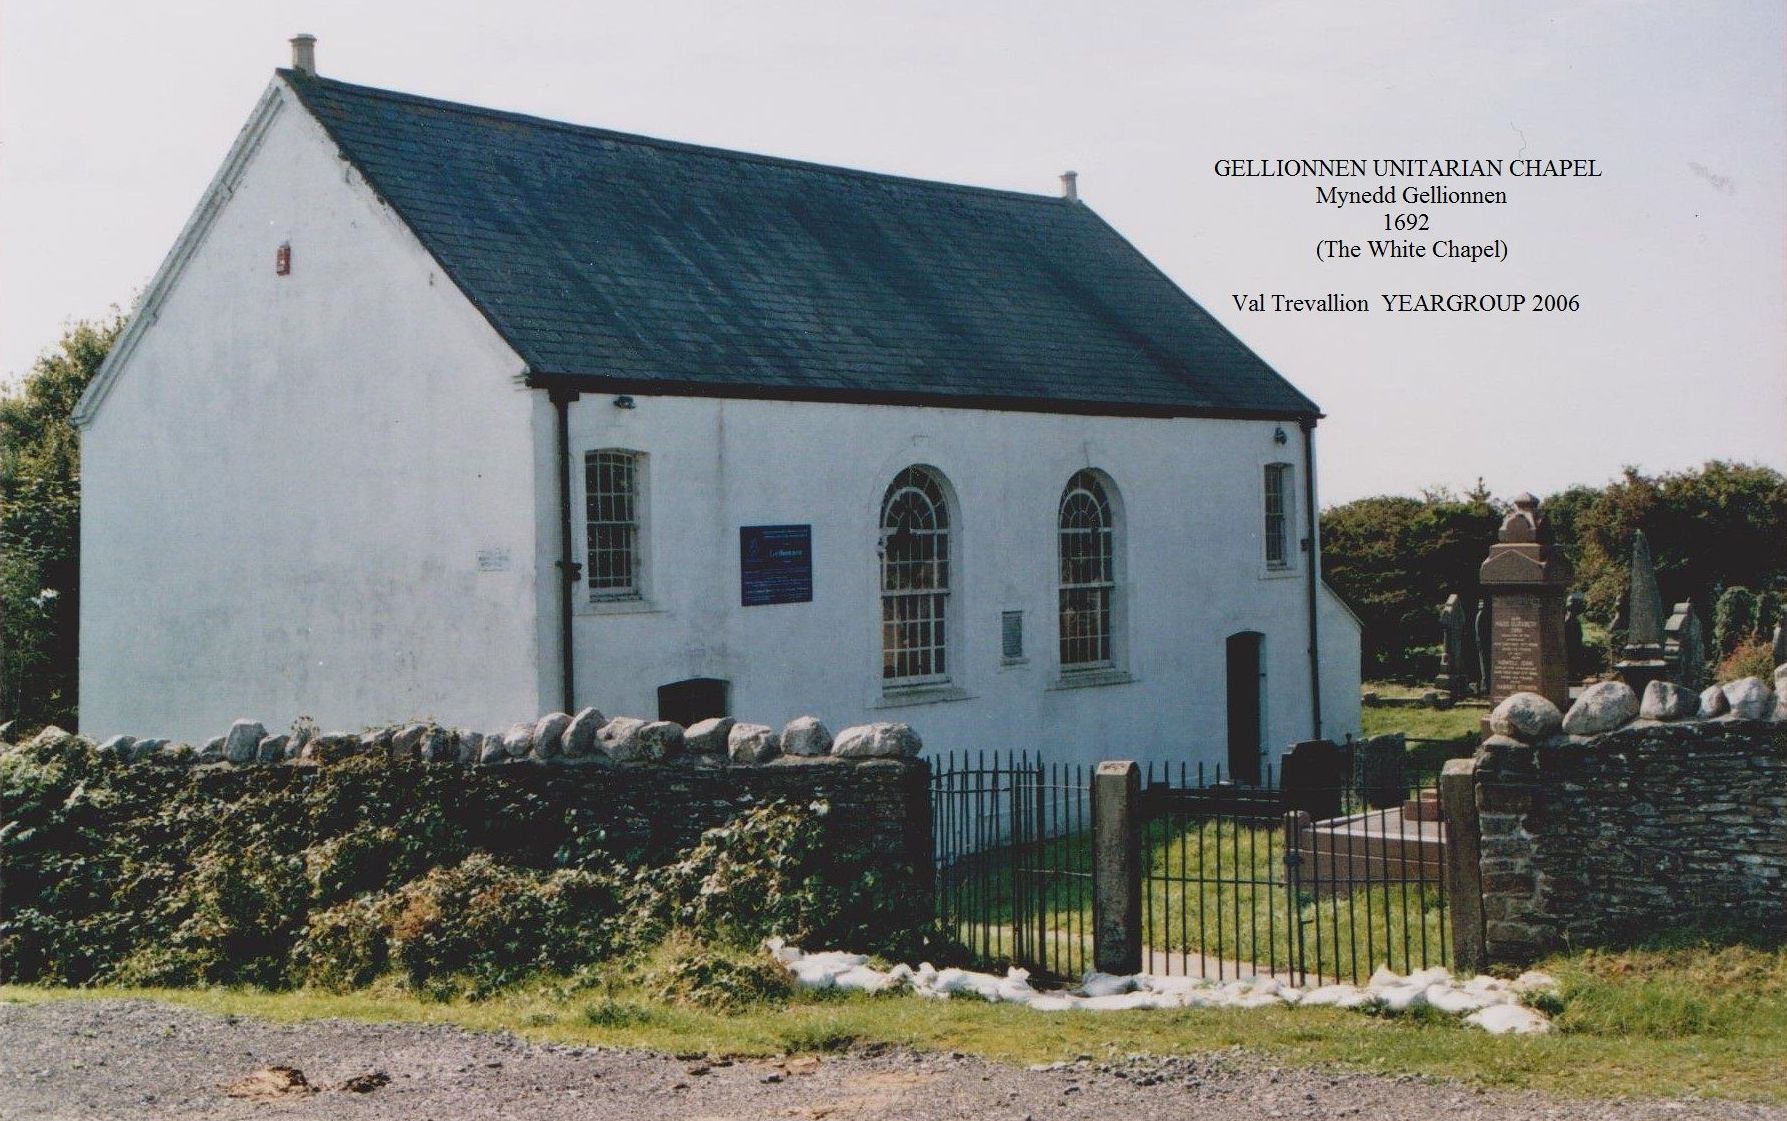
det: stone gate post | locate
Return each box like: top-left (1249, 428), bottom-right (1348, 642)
top-left (1092, 760), bottom-right (1142, 975)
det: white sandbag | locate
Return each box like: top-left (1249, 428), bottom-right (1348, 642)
top-left (1466, 1003), bottom-right (1553, 1034)
top-left (1078, 971), bottom-right (1137, 997)
top-left (1424, 983), bottom-right (1490, 1015)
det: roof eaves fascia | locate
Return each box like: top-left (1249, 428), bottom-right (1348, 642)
top-left (522, 371), bottom-right (1320, 423)
top-left (71, 82), bottom-right (289, 429)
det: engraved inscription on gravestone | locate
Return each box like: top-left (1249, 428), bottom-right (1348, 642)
top-left (1477, 494), bottom-right (1573, 710)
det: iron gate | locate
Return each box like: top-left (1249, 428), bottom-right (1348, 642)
top-left (931, 749), bottom-right (1453, 985)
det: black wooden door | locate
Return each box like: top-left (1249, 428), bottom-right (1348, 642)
top-left (1225, 632), bottom-right (1263, 784)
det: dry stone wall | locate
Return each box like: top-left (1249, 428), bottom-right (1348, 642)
top-left (1473, 670), bottom-right (1787, 962)
top-left (29, 708), bottom-right (932, 890)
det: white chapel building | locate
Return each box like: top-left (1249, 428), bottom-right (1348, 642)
top-left (75, 40), bottom-right (1361, 776)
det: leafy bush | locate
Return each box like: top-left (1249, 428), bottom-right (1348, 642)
top-left (0, 733), bottom-right (899, 994)
top-left (644, 936), bottom-right (793, 1011)
top-left (1718, 638), bottom-right (1776, 684)
top-left (634, 801), bottom-right (926, 958)
top-left (1715, 586), bottom-right (1761, 656)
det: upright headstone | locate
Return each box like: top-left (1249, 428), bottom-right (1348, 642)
top-left (1478, 494), bottom-right (1573, 711)
top-left (1563, 591), bottom-right (1588, 682)
top-left (1615, 530), bottom-right (1669, 693)
top-left (1774, 621), bottom-right (1787, 671)
top-left (1434, 594), bottom-right (1468, 698)
top-left (1663, 600), bottom-right (1708, 690)
top-left (1474, 597), bottom-right (1493, 694)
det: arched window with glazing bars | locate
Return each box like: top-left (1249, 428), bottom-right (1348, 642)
top-left (1058, 470), bottom-right (1116, 668)
top-left (879, 467), bottom-right (952, 685)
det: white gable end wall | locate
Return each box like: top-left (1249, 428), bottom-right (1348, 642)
top-left (79, 82), bottom-right (547, 741)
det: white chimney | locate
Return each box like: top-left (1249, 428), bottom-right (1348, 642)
top-left (1060, 170), bottom-right (1079, 201)
top-left (290, 34), bottom-right (317, 76)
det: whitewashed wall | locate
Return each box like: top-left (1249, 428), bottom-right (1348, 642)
top-left (78, 79), bottom-right (1360, 762)
top-left (78, 82), bottom-right (549, 741)
top-left (560, 395), bottom-right (1362, 773)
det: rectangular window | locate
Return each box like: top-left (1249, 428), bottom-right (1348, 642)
top-left (1264, 463), bottom-right (1291, 569)
top-left (586, 450), bottom-right (641, 599)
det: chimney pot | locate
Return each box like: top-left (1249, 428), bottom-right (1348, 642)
top-left (1060, 170), bottom-right (1079, 201)
top-left (290, 34), bottom-right (317, 76)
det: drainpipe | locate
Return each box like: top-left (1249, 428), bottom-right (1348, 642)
top-left (1301, 418), bottom-right (1322, 740)
top-left (549, 386), bottom-right (582, 713)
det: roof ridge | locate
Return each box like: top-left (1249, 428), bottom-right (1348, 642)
top-left (279, 70), bottom-right (1070, 207)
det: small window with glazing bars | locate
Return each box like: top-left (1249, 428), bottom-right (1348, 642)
top-left (1264, 463), bottom-right (1291, 569)
top-left (586, 450), bottom-right (641, 599)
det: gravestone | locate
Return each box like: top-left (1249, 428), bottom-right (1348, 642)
top-left (1663, 600), bottom-right (1708, 690)
top-left (1478, 494), bottom-right (1573, 710)
top-left (1615, 531), bottom-right (1669, 693)
top-left (1474, 598), bottom-right (1493, 695)
top-left (1434, 594), bottom-right (1468, 699)
top-left (1564, 591), bottom-right (1589, 682)
top-left (1774, 621), bottom-right (1786, 671)
top-left (1280, 738), bottom-right (1345, 821)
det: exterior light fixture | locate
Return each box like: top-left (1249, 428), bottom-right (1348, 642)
top-left (1273, 426), bottom-right (1288, 445)
top-left (613, 395), bottom-right (636, 409)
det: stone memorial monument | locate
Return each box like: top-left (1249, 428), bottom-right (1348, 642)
top-left (1614, 531), bottom-right (1669, 693)
top-left (1564, 590), bottom-right (1589, 682)
top-left (1663, 599), bottom-right (1707, 690)
top-left (1434, 594), bottom-right (1469, 699)
top-left (1477, 494), bottom-right (1573, 710)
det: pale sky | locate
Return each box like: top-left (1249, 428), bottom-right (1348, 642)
top-left (3, 1), bottom-right (1782, 503)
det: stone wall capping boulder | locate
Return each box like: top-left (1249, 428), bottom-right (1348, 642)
top-left (25, 726), bottom-right (72, 749)
top-left (256, 734), bottom-right (289, 764)
top-left (728, 722), bottom-right (779, 764)
top-left (1722, 677), bottom-right (1774, 721)
top-left (1561, 681), bottom-right (1640, 736)
top-left (1640, 680), bottom-right (1699, 722)
top-left (1480, 733), bottom-right (1525, 749)
top-left (500, 721), bottom-right (535, 758)
top-left (637, 720), bottom-right (685, 761)
top-left (685, 716), bottom-right (735, 756)
top-left (1699, 684), bottom-right (1731, 718)
top-left (833, 722), bottom-right (923, 759)
top-left (781, 716), bottom-right (833, 757)
top-left (223, 720), bottom-right (268, 764)
top-left (561, 708), bottom-right (606, 757)
top-left (597, 716), bottom-right (650, 763)
top-left (58, 709), bottom-right (919, 771)
top-left (532, 712), bottom-right (572, 759)
top-left (1488, 692), bottom-right (1563, 742)
top-left (391, 723), bottom-right (429, 758)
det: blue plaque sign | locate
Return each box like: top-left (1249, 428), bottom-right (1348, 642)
top-left (740, 524), bottom-right (813, 606)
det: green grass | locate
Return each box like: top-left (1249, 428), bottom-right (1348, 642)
top-left (7, 941), bottom-right (1785, 1102)
top-left (1361, 702), bottom-right (1484, 748)
top-left (944, 820), bottom-right (1450, 983)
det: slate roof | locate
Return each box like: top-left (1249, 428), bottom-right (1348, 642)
top-left (282, 72), bottom-right (1319, 419)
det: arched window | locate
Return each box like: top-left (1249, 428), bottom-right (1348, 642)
top-left (880, 466), bottom-right (952, 685)
top-left (1059, 470), bottom-right (1116, 668)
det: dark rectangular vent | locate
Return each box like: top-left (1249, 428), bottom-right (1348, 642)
top-left (1001, 610), bottom-right (1024, 661)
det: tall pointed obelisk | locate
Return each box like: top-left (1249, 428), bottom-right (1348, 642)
top-left (1615, 530), bottom-right (1668, 691)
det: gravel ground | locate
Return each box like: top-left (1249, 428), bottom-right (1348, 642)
top-left (2, 998), bottom-right (1781, 1121)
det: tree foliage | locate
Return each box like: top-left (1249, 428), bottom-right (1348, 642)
top-left (1319, 484), bottom-right (1501, 677)
top-left (1, 315), bottom-right (125, 732)
top-left (1322, 463), bottom-right (1787, 680)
